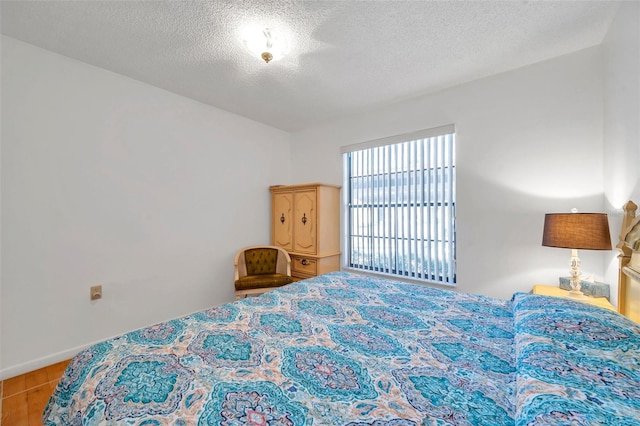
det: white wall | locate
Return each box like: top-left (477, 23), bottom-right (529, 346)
top-left (0, 36), bottom-right (291, 378)
top-left (291, 47), bottom-right (606, 300)
top-left (602, 1), bottom-right (640, 306)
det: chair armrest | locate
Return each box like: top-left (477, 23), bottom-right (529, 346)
top-left (234, 250), bottom-right (247, 281)
top-left (275, 249), bottom-right (292, 277)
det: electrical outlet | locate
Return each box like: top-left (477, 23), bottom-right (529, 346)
top-left (90, 285), bottom-right (102, 301)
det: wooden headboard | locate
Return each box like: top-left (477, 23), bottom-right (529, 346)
top-left (617, 200), bottom-right (640, 322)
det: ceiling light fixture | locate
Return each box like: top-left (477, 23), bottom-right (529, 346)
top-left (243, 28), bottom-right (288, 64)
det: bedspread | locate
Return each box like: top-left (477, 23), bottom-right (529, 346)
top-left (43, 271), bottom-right (640, 425)
top-left (512, 292), bottom-right (640, 425)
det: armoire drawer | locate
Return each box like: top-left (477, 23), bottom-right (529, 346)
top-left (291, 256), bottom-right (317, 276)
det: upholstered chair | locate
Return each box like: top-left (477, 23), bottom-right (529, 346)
top-left (234, 245), bottom-right (294, 299)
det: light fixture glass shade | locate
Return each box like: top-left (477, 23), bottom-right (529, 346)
top-left (243, 28), bottom-right (288, 63)
top-left (542, 213), bottom-right (612, 250)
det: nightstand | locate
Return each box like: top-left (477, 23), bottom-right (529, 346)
top-left (532, 284), bottom-right (616, 311)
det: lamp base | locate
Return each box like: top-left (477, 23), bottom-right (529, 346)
top-left (566, 290), bottom-right (589, 301)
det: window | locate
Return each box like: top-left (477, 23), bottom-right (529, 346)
top-left (342, 125), bottom-right (456, 285)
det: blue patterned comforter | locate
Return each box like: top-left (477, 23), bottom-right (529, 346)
top-left (43, 271), bottom-right (640, 425)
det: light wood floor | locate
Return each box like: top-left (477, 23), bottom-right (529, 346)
top-left (1, 360), bottom-right (70, 426)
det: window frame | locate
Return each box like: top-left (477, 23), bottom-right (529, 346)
top-left (341, 125), bottom-right (456, 286)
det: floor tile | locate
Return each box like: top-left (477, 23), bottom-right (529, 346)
top-left (2, 391), bottom-right (28, 426)
top-left (1, 360), bottom-right (70, 426)
top-left (24, 367), bottom-right (49, 390)
top-left (45, 360), bottom-right (69, 383)
top-left (27, 384), bottom-right (51, 425)
top-left (2, 375), bottom-right (26, 398)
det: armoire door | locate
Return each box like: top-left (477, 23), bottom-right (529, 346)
top-left (272, 191), bottom-right (293, 251)
top-left (293, 189), bottom-right (317, 254)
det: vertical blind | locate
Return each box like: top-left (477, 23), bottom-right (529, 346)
top-left (342, 125), bottom-right (456, 285)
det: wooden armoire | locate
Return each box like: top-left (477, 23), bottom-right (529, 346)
top-left (269, 183), bottom-right (341, 280)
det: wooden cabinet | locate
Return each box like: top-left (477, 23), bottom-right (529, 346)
top-left (532, 285), bottom-right (615, 311)
top-left (270, 183), bottom-right (341, 279)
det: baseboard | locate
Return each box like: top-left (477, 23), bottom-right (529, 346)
top-left (0, 340), bottom-right (99, 380)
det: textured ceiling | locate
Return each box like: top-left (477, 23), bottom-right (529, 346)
top-left (1, 1), bottom-right (620, 132)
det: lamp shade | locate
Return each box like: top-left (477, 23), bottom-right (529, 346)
top-left (542, 213), bottom-right (612, 250)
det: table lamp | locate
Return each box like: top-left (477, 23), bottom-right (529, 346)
top-left (542, 211), bottom-right (612, 300)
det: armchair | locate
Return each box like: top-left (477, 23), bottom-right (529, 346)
top-left (234, 245), bottom-right (294, 300)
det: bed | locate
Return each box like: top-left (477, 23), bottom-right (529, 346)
top-left (44, 205), bottom-right (640, 425)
